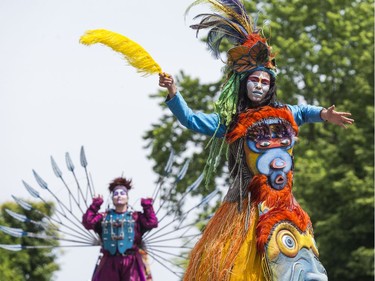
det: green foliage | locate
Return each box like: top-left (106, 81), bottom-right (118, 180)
top-left (144, 1), bottom-right (374, 280)
top-left (262, 0), bottom-right (374, 279)
top-left (0, 201), bottom-right (60, 281)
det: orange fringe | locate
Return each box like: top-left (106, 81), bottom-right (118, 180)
top-left (247, 174), bottom-right (312, 253)
top-left (183, 201), bottom-right (251, 281)
top-left (248, 174), bottom-right (294, 208)
top-left (256, 207), bottom-right (311, 253)
top-left (226, 106), bottom-right (299, 144)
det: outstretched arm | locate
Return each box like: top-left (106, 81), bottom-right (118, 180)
top-left (320, 105), bottom-right (354, 128)
top-left (159, 72), bottom-right (227, 137)
top-left (287, 104), bottom-right (354, 128)
top-left (82, 195), bottom-right (104, 230)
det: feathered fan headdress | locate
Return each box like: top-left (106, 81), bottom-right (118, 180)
top-left (187, 0), bottom-right (276, 76)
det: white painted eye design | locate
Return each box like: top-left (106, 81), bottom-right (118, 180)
top-left (259, 141), bottom-right (271, 147)
top-left (280, 139), bottom-right (291, 146)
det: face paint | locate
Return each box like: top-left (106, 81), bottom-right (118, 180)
top-left (112, 187), bottom-right (128, 207)
top-left (246, 71), bottom-right (271, 104)
top-left (113, 189), bottom-right (127, 197)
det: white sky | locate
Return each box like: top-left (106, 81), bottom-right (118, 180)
top-left (0, 0), bottom-right (223, 280)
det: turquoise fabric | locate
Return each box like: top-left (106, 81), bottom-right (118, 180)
top-left (166, 92), bottom-right (324, 137)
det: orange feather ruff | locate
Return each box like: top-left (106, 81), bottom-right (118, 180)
top-left (257, 205), bottom-right (312, 253)
top-left (226, 106), bottom-right (299, 144)
top-left (248, 174), bottom-right (312, 253)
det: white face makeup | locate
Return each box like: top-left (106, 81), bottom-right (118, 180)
top-left (112, 189), bottom-right (128, 206)
top-left (246, 71), bottom-right (271, 104)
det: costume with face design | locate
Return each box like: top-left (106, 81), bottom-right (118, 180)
top-left (262, 222), bottom-right (327, 281)
top-left (159, 0), bottom-right (338, 280)
top-left (184, 106), bottom-right (327, 281)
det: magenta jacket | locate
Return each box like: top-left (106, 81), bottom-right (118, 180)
top-left (82, 197), bottom-right (158, 253)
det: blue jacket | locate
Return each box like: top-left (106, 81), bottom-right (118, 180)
top-left (166, 92), bottom-right (324, 138)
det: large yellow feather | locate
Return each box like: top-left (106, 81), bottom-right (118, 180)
top-left (80, 29), bottom-right (162, 76)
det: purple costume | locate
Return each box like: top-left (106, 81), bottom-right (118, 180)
top-left (82, 197), bottom-right (158, 281)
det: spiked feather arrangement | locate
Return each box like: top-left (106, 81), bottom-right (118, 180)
top-left (80, 29), bottom-right (162, 76)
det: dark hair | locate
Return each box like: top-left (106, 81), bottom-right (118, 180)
top-left (108, 177), bottom-right (132, 192)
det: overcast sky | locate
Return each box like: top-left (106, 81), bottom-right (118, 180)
top-left (0, 0), bottom-right (223, 280)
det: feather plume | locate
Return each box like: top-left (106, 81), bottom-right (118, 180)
top-left (187, 0), bottom-right (251, 31)
top-left (80, 29), bottom-right (162, 76)
top-left (186, 0), bottom-right (253, 57)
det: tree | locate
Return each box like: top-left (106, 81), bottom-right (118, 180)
top-left (262, 0), bottom-right (374, 280)
top-left (0, 201), bottom-right (59, 281)
top-left (143, 0), bottom-right (374, 280)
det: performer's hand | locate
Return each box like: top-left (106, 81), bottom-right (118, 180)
top-left (321, 105), bottom-right (354, 128)
top-left (159, 72), bottom-right (177, 98)
top-left (88, 194), bottom-right (104, 212)
top-left (141, 198), bottom-right (153, 206)
top-left (92, 194), bottom-right (104, 205)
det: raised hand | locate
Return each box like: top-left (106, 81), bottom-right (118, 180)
top-left (159, 72), bottom-right (177, 97)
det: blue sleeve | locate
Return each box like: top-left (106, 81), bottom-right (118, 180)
top-left (165, 92), bottom-right (227, 138)
top-left (286, 104), bottom-right (324, 126)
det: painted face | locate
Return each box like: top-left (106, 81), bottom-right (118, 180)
top-left (112, 189), bottom-right (128, 206)
top-left (246, 71), bottom-right (271, 104)
top-left (264, 222), bottom-right (327, 281)
top-left (244, 120), bottom-right (295, 190)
